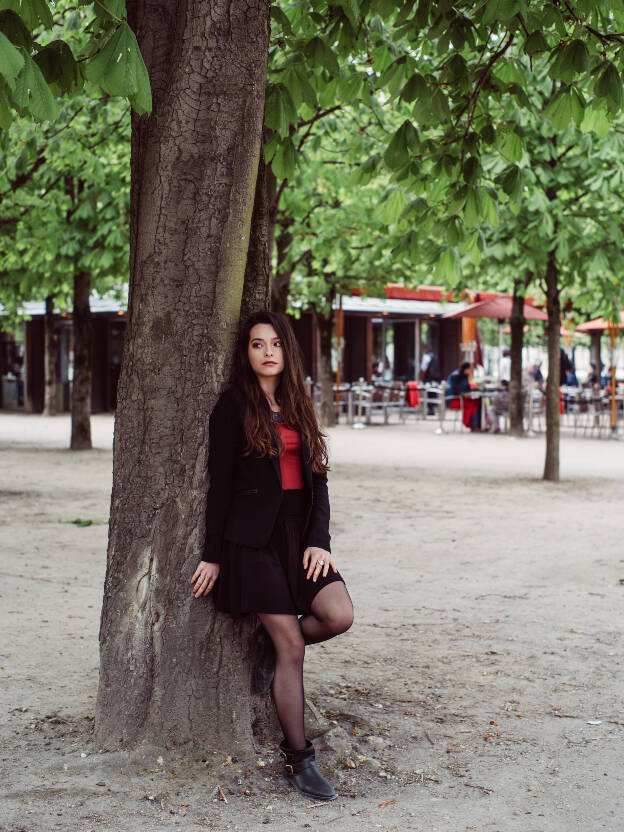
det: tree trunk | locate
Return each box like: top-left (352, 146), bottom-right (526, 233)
top-left (43, 294), bottom-right (56, 416)
top-left (589, 331), bottom-right (601, 378)
top-left (543, 248), bottom-right (560, 482)
top-left (508, 273), bottom-right (530, 437)
top-left (96, 0), bottom-right (273, 753)
top-left (70, 271), bottom-right (93, 450)
top-left (312, 296), bottom-right (336, 427)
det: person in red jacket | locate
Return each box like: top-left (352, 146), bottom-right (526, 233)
top-left (190, 310), bottom-right (353, 802)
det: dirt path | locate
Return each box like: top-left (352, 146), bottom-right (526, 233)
top-left (1, 412), bottom-right (623, 832)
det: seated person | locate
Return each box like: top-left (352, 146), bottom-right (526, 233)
top-left (446, 361), bottom-right (472, 398)
top-left (447, 362), bottom-right (481, 430)
top-left (565, 368), bottom-right (579, 387)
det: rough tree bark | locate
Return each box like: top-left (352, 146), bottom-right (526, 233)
top-left (43, 294), bottom-right (56, 417)
top-left (508, 272), bottom-right (532, 437)
top-left (95, 0), bottom-right (273, 753)
top-left (70, 271), bottom-right (93, 450)
top-left (543, 247), bottom-right (560, 482)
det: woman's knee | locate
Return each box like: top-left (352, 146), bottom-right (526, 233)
top-left (327, 603), bottom-right (354, 636)
top-left (275, 631), bottom-right (305, 664)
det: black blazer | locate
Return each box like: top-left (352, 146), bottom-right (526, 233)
top-left (203, 385), bottom-right (331, 564)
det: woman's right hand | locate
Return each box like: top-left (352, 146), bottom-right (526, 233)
top-left (190, 561), bottom-right (220, 598)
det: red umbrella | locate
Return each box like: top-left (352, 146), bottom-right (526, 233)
top-left (443, 296), bottom-right (548, 321)
top-left (575, 311), bottom-right (624, 332)
top-left (443, 296), bottom-right (547, 380)
top-left (576, 312), bottom-right (624, 433)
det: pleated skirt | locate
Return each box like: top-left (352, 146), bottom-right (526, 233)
top-left (215, 488), bottom-right (345, 618)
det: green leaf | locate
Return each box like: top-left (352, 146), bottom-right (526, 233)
top-left (305, 37), bottom-right (340, 77)
top-left (569, 86), bottom-right (585, 126)
top-left (0, 0), bottom-right (53, 29)
top-left (463, 185), bottom-right (482, 227)
top-left (282, 66), bottom-right (317, 110)
top-left (376, 186), bottom-right (408, 224)
top-left (579, 102), bottom-right (612, 138)
top-left (400, 72), bottom-right (428, 104)
top-left (350, 153), bottom-right (380, 186)
top-left (84, 23), bottom-right (149, 100)
top-left (544, 90), bottom-right (572, 131)
top-left (497, 164), bottom-right (522, 201)
top-left (0, 9), bottom-right (32, 50)
top-left (430, 86), bottom-right (450, 123)
top-left (340, 0), bottom-right (359, 27)
top-left (34, 40), bottom-right (82, 94)
top-left (567, 39), bottom-right (589, 74)
top-left (524, 30), bottom-right (548, 56)
top-left (93, 0), bottom-right (127, 20)
top-left (498, 128), bottom-right (523, 163)
top-left (12, 48), bottom-right (58, 121)
top-left (270, 6), bottom-right (293, 35)
top-left (462, 155), bottom-right (480, 184)
top-left (264, 84), bottom-right (297, 137)
top-left (594, 62), bottom-right (623, 109)
top-left (0, 85), bottom-right (10, 128)
top-left (383, 119), bottom-right (419, 170)
top-left (0, 29), bottom-right (24, 89)
top-left (434, 245), bottom-right (459, 281)
top-left (271, 137), bottom-right (297, 180)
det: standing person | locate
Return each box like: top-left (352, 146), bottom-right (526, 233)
top-left (499, 347), bottom-right (511, 383)
top-left (190, 311), bottom-right (353, 802)
top-left (559, 347), bottom-right (573, 386)
top-left (420, 347), bottom-right (437, 382)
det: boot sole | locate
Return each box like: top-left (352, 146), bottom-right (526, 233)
top-left (285, 776), bottom-right (337, 802)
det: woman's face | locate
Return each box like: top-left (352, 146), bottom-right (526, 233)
top-left (248, 323), bottom-right (285, 380)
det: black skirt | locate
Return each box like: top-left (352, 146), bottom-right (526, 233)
top-left (215, 488), bottom-right (345, 618)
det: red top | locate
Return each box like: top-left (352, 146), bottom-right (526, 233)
top-left (276, 422), bottom-right (304, 490)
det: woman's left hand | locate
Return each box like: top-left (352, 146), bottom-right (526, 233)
top-left (303, 546), bottom-right (336, 582)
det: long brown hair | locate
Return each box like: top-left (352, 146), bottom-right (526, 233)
top-left (233, 310), bottom-right (329, 473)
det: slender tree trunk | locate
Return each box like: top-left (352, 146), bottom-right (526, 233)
top-left (96, 0), bottom-right (272, 753)
top-left (508, 272), bottom-right (531, 437)
top-left (43, 294), bottom-right (56, 416)
top-left (239, 138), bottom-right (272, 327)
top-left (271, 216), bottom-right (293, 314)
top-left (589, 331), bottom-right (601, 377)
top-left (70, 271), bottom-right (93, 450)
top-left (543, 248), bottom-right (560, 482)
top-left (312, 292), bottom-right (336, 427)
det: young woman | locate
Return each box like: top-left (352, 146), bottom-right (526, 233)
top-left (190, 310), bottom-right (353, 802)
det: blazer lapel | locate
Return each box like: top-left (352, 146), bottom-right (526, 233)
top-left (300, 434), bottom-right (313, 490)
top-left (269, 431), bottom-right (282, 488)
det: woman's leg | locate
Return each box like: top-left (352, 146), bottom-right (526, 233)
top-left (258, 613), bottom-right (306, 751)
top-left (299, 581), bottom-right (354, 646)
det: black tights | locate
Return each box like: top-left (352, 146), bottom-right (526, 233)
top-left (258, 581), bottom-right (353, 751)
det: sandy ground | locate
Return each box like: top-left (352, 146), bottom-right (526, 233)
top-left (1, 411), bottom-right (623, 832)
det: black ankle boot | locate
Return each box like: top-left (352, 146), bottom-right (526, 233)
top-left (252, 626), bottom-right (276, 694)
top-left (279, 739), bottom-right (337, 801)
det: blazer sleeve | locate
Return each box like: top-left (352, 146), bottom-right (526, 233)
top-left (202, 390), bottom-right (240, 564)
top-left (304, 470), bottom-right (331, 553)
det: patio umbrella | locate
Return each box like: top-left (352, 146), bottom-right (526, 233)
top-left (443, 296), bottom-right (548, 321)
top-left (443, 296), bottom-right (547, 379)
top-left (575, 311), bottom-right (624, 332)
top-left (576, 312), bottom-right (624, 433)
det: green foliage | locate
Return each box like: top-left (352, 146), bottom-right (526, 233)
top-left (0, 93), bottom-right (130, 320)
top-left (0, 0), bottom-right (150, 126)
